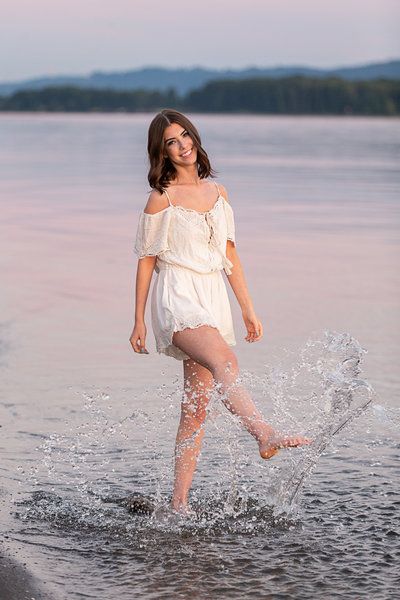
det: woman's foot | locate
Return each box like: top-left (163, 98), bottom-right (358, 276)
top-left (259, 432), bottom-right (311, 459)
top-left (171, 501), bottom-right (196, 518)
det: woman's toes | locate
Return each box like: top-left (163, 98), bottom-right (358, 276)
top-left (259, 433), bottom-right (311, 459)
top-left (284, 435), bottom-right (310, 448)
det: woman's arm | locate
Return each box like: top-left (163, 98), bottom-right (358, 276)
top-left (129, 256), bottom-right (156, 353)
top-left (226, 242), bottom-right (263, 343)
top-left (219, 183), bottom-right (263, 344)
top-left (130, 191), bottom-right (168, 354)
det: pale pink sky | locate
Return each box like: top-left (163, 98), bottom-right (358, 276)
top-left (1, 0), bottom-right (399, 80)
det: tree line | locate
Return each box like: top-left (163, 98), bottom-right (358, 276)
top-left (0, 76), bottom-right (398, 115)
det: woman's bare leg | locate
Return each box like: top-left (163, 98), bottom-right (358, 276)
top-left (172, 358), bottom-right (213, 512)
top-left (172, 326), bottom-right (309, 462)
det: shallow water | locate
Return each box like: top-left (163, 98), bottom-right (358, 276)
top-left (0, 114), bottom-right (399, 599)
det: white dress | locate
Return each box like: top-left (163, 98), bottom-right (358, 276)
top-left (134, 181), bottom-right (236, 360)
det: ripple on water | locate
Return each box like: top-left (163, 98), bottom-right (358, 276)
top-left (7, 330), bottom-right (400, 599)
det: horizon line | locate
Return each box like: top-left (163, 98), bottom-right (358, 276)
top-left (2, 57), bottom-right (399, 85)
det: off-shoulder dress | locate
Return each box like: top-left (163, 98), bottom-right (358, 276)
top-left (134, 181), bottom-right (237, 360)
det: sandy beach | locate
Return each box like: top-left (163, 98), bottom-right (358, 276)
top-left (0, 546), bottom-right (55, 600)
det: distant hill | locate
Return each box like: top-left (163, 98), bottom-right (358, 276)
top-left (0, 60), bottom-right (399, 96)
top-left (1, 77), bottom-right (398, 116)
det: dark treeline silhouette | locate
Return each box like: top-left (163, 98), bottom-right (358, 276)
top-left (187, 77), bottom-right (400, 115)
top-left (0, 77), bottom-right (399, 115)
top-left (0, 86), bottom-right (181, 112)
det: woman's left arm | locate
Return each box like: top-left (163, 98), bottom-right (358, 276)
top-left (217, 183), bottom-right (263, 343)
top-left (226, 240), bottom-right (263, 343)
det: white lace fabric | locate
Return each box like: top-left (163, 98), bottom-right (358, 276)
top-left (134, 183), bottom-right (237, 360)
top-left (134, 194), bottom-right (236, 275)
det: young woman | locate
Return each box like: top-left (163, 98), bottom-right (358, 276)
top-left (130, 109), bottom-right (309, 514)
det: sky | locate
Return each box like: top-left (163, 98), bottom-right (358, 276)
top-left (1, 0), bottom-right (399, 81)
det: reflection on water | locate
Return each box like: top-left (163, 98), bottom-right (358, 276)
top-left (0, 114), bottom-right (399, 599)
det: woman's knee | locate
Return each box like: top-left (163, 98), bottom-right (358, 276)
top-left (210, 349), bottom-right (239, 379)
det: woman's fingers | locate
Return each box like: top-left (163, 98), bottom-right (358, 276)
top-left (254, 320), bottom-right (263, 341)
top-left (246, 319), bottom-right (263, 343)
top-left (135, 340), bottom-right (149, 354)
top-left (130, 332), bottom-right (149, 354)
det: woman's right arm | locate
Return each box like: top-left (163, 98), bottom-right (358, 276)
top-left (129, 256), bottom-right (156, 353)
top-left (129, 190), bottom-right (169, 354)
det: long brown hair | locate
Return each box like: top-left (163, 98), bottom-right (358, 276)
top-left (147, 109), bottom-right (217, 193)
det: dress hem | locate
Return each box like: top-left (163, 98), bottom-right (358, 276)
top-left (157, 321), bottom-right (237, 361)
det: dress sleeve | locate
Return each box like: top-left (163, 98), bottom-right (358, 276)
top-left (223, 200), bottom-right (236, 244)
top-left (134, 208), bottom-right (172, 258)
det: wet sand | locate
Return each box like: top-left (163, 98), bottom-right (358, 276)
top-left (0, 547), bottom-right (55, 600)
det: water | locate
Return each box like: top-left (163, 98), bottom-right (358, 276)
top-left (0, 114), bottom-right (399, 599)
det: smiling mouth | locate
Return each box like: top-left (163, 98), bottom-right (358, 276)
top-left (181, 148), bottom-right (193, 158)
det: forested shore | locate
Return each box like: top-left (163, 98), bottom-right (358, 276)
top-left (0, 76), bottom-right (398, 115)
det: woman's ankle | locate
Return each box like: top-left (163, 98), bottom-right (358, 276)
top-left (254, 423), bottom-right (277, 446)
top-left (171, 496), bottom-right (188, 510)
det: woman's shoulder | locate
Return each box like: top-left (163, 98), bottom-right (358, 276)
top-left (143, 189), bottom-right (170, 215)
top-left (215, 182), bottom-right (230, 203)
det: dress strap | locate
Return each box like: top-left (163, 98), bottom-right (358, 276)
top-left (164, 189), bottom-right (173, 207)
top-left (214, 181), bottom-right (220, 196)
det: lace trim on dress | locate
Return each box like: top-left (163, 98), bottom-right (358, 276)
top-left (172, 195), bottom-right (223, 216)
top-left (223, 200), bottom-right (236, 244)
top-left (157, 319), bottom-right (220, 360)
top-left (154, 317), bottom-right (220, 360)
top-left (133, 188), bottom-right (236, 274)
top-left (158, 325), bottom-right (236, 360)
top-left (172, 318), bottom-right (218, 334)
top-left (134, 209), bottom-right (171, 258)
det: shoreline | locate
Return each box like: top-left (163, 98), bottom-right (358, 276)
top-left (0, 547), bottom-right (56, 600)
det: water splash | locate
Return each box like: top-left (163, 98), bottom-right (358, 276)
top-left (19, 329), bottom-right (382, 533)
top-left (268, 330), bottom-right (376, 512)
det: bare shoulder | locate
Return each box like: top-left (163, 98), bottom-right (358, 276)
top-left (143, 189), bottom-right (169, 215)
top-left (217, 183), bottom-right (230, 203)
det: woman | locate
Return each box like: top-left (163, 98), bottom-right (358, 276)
top-left (130, 109), bottom-right (309, 514)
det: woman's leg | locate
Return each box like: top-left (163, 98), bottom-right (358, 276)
top-left (172, 326), bottom-right (309, 461)
top-left (172, 358), bottom-right (213, 512)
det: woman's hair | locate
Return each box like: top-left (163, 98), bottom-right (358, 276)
top-left (147, 108), bottom-right (217, 193)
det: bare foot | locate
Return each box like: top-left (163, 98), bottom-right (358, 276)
top-left (259, 433), bottom-right (311, 460)
top-left (171, 502), bottom-right (196, 517)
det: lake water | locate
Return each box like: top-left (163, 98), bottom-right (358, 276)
top-left (0, 113), bottom-right (399, 599)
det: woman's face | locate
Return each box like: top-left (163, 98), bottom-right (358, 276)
top-left (163, 122), bottom-right (198, 168)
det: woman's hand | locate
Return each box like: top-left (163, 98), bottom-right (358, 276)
top-left (242, 309), bottom-right (263, 343)
top-left (129, 321), bottom-right (149, 354)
